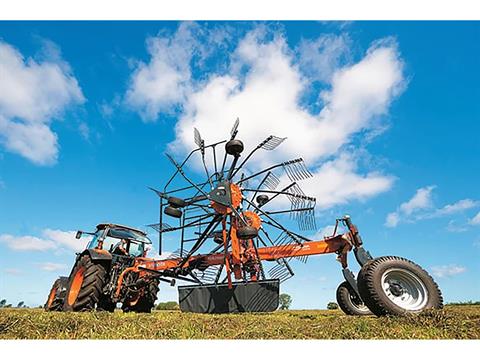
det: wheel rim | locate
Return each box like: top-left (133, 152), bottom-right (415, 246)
top-left (348, 293), bottom-right (369, 312)
top-left (47, 287), bottom-right (57, 308)
top-left (67, 267), bottom-right (85, 306)
top-left (381, 267), bottom-right (428, 311)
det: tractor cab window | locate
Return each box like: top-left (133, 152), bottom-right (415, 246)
top-left (87, 230), bottom-right (105, 250)
top-left (127, 241), bottom-right (145, 257)
top-left (109, 238), bottom-right (145, 257)
top-left (87, 226), bottom-right (150, 257)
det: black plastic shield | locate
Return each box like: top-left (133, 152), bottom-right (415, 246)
top-left (178, 279), bottom-right (280, 313)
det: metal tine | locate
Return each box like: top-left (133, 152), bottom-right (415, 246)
top-left (194, 128), bottom-right (203, 149)
top-left (230, 117), bottom-right (240, 139)
top-left (194, 128), bottom-right (213, 188)
top-left (268, 258), bottom-right (294, 282)
top-left (259, 135), bottom-right (287, 151)
top-left (194, 265), bottom-right (221, 283)
top-left (148, 187), bottom-right (168, 200)
top-left (167, 248), bottom-right (189, 259)
top-left (285, 184), bottom-right (317, 231)
top-left (166, 153), bottom-right (182, 169)
top-left (166, 152), bottom-right (210, 197)
top-left (148, 222), bottom-right (173, 233)
top-left (240, 173), bottom-right (249, 188)
top-left (282, 158), bottom-right (313, 181)
top-left (263, 172), bottom-right (280, 190)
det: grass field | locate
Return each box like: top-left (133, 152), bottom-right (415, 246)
top-left (1, 305), bottom-right (479, 339)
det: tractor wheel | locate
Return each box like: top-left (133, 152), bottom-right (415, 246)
top-left (336, 281), bottom-right (372, 316)
top-left (44, 277), bottom-right (68, 311)
top-left (357, 256), bottom-right (443, 316)
top-left (63, 254), bottom-right (108, 311)
top-left (122, 279), bottom-right (160, 313)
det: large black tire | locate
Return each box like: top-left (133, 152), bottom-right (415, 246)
top-left (357, 256), bottom-right (443, 316)
top-left (122, 279), bottom-right (160, 313)
top-left (336, 281), bottom-right (372, 316)
top-left (44, 277), bottom-right (68, 311)
top-left (63, 254), bottom-right (108, 311)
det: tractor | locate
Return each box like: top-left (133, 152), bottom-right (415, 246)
top-left (45, 223), bottom-right (162, 313)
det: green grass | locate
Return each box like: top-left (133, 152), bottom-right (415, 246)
top-left (1, 305), bottom-right (479, 339)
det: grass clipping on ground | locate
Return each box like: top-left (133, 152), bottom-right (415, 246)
top-left (1, 305), bottom-right (479, 339)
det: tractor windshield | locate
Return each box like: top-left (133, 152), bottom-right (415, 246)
top-left (87, 227), bottom-right (151, 257)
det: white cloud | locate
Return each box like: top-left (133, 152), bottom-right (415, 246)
top-left (42, 229), bottom-right (88, 252)
top-left (386, 186), bottom-right (479, 227)
top-left (445, 220), bottom-right (468, 233)
top-left (399, 186), bottom-right (435, 216)
top-left (78, 122), bottom-right (90, 141)
top-left (386, 186), bottom-right (435, 227)
top-left (0, 229), bottom-right (88, 252)
top-left (431, 265), bottom-right (466, 278)
top-left (5, 268), bottom-right (22, 276)
top-left (297, 34), bottom-right (350, 83)
top-left (125, 26), bottom-right (401, 212)
top-left (0, 40), bottom-right (84, 165)
top-left (469, 211), bottom-right (480, 225)
top-left (433, 199), bottom-right (478, 217)
top-left (315, 225), bottom-right (337, 238)
top-left (36, 262), bottom-right (67, 272)
top-left (303, 153), bottom-right (394, 209)
top-left (385, 212), bottom-right (400, 228)
top-left (170, 31), bottom-right (404, 168)
top-left (0, 233), bottom-right (56, 251)
top-left (125, 22), bottom-right (196, 121)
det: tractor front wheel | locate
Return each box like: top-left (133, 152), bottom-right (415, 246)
top-left (45, 277), bottom-right (68, 311)
top-left (122, 278), bottom-right (160, 313)
top-left (336, 281), bottom-right (372, 316)
top-left (357, 256), bottom-right (443, 316)
top-left (63, 254), bottom-right (107, 311)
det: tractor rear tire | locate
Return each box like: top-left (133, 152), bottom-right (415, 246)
top-left (63, 254), bottom-right (108, 311)
top-left (336, 281), bottom-right (372, 316)
top-left (357, 256), bottom-right (443, 316)
top-left (122, 279), bottom-right (160, 313)
top-left (44, 277), bottom-right (68, 311)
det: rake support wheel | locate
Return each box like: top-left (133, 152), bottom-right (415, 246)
top-left (123, 278), bottom-right (160, 313)
top-left (63, 254), bottom-right (108, 311)
top-left (44, 276), bottom-right (68, 311)
top-left (336, 281), bottom-right (372, 316)
top-left (357, 256), bottom-right (443, 316)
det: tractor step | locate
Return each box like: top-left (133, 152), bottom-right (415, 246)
top-left (178, 279), bottom-right (280, 313)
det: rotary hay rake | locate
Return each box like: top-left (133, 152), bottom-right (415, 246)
top-left (141, 119), bottom-right (443, 315)
top-left (48, 119), bottom-right (443, 316)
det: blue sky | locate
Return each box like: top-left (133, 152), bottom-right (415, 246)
top-left (0, 21), bottom-right (479, 309)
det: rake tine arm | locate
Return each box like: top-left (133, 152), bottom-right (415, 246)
top-left (195, 128), bottom-right (214, 189)
top-left (242, 197), bottom-right (307, 244)
top-left (166, 154), bottom-right (210, 197)
top-left (237, 163), bottom-right (284, 184)
top-left (230, 137), bottom-right (276, 179)
top-left (211, 144), bottom-right (219, 181)
top-left (177, 215), bottom-right (223, 268)
top-left (264, 207), bottom-right (315, 216)
top-left (257, 183), bottom-right (297, 208)
top-left (246, 171), bottom-right (273, 210)
top-left (242, 187), bottom-right (315, 204)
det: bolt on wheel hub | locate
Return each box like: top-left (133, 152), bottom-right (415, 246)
top-left (381, 268), bottom-right (429, 311)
